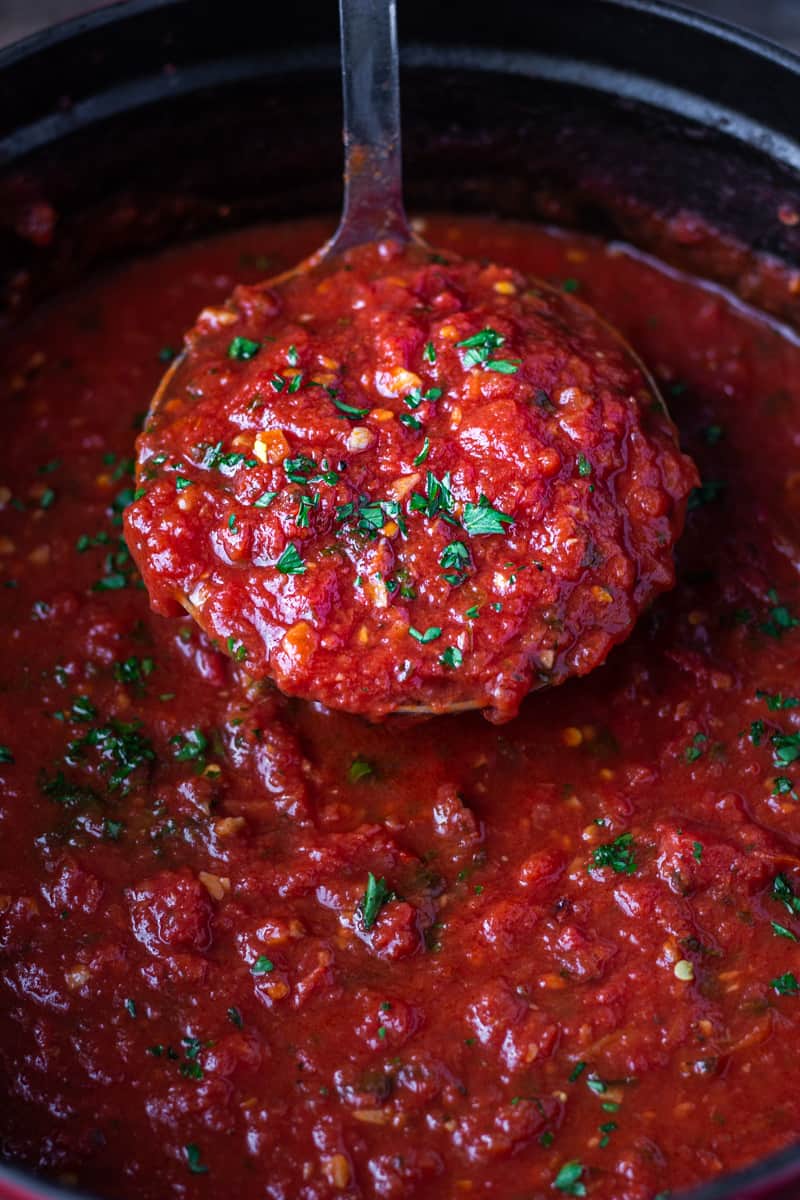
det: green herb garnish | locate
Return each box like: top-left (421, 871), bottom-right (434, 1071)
top-left (462, 494), bottom-right (514, 537)
top-left (409, 626), bottom-right (442, 644)
top-left (275, 543), bottom-right (306, 575)
top-left (251, 955), bottom-right (274, 975)
top-left (591, 832), bottom-right (637, 875)
top-left (553, 1161), bottom-right (586, 1196)
top-left (360, 872), bottom-right (394, 929)
top-left (228, 336), bottom-right (261, 361)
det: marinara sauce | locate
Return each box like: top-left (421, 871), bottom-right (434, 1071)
top-left (126, 241), bottom-right (695, 721)
top-left (1, 215), bottom-right (800, 1200)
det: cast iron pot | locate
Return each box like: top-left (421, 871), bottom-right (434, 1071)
top-left (0, 1), bottom-right (799, 1197)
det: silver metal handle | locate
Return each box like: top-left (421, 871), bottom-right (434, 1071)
top-left (326, 0), bottom-right (409, 255)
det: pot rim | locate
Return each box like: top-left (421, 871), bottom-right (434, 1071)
top-left (0, 3), bottom-right (798, 1200)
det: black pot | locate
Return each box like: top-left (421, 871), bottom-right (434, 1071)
top-left (0, 2), bottom-right (799, 1197)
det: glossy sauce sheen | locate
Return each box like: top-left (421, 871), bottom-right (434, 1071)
top-left (1, 216), bottom-right (800, 1200)
top-left (126, 242), bottom-right (694, 721)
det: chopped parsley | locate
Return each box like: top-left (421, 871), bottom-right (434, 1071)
top-left (68, 720), bottom-right (155, 791)
top-left (227, 1006), bottom-right (243, 1028)
top-left (553, 1161), bottom-right (586, 1196)
top-left (577, 454), bottom-right (592, 477)
top-left (757, 690), bottom-right (800, 711)
top-left (296, 493), bottom-right (320, 528)
top-left (228, 336), bottom-right (261, 360)
top-left (440, 540), bottom-right (470, 585)
top-left (332, 396), bottom-right (370, 419)
top-left (410, 471), bottom-right (455, 522)
top-left (409, 626), bottom-right (442, 644)
top-left (598, 1120), bottom-right (617, 1149)
top-left (114, 656), bottom-right (155, 687)
top-left (772, 873), bottom-right (800, 916)
top-left (772, 972), bottom-right (800, 995)
top-left (462, 494), bottom-right (514, 537)
top-left (772, 921), bottom-right (798, 942)
top-left (760, 590), bottom-right (800, 639)
top-left (591, 832), bottom-right (637, 875)
top-left (405, 386), bottom-right (442, 409)
top-left (772, 730), bottom-right (800, 769)
top-left (440, 646), bottom-right (463, 669)
top-left (227, 636), bottom-right (248, 662)
top-left (685, 732), bottom-right (707, 763)
top-left (184, 1144), bottom-right (209, 1175)
top-left (284, 455), bottom-right (317, 484)
top-left (456, 327), bottom-right (518, 372)
top-left (413, 437), bottom-right (431, 467)
top-left (253, 491), bottom-right (277, 509)
top-left (423, 341), bottom-right (436, 364)
top-left (0, 746), bottom-right (13, 765)
top-left (40, 770), bottom-right (99, 809)
top-left (750, 719), bottom-right (765, 747)
top-left (200, 442), bottom-right (258, 472)
top-left (251, 955), bottom-right (274, 975)
top-left (275, 543), bottom-right (306, 575)
top-left (171, 728), bottom-right (208, 762)
top-left (348, 758), bottom-right (373, 782)
top-left (440, 541), bottom-right (469, 571)
top-left (484, 358), bottom-right (520, 374)
top-left (360, 872), bottom-right (394, 930)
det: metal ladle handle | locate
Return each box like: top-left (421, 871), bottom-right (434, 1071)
top-left (326, 0), bottom-right (410, 255)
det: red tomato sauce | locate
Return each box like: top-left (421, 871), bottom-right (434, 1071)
top-left (126, 241), bottom-right (694, 722)
top-left (1, 215), bottom-right (800, 1200)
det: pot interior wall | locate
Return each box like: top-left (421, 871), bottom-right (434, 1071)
top-left (1, 0), bottom-right (800, 327)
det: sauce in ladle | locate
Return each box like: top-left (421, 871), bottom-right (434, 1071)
top-left (127, 0), bottom-right (696, 718)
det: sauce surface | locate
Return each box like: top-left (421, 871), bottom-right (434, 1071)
top-left (1, 216), bottom-right (800, 1200)
top-left (127, 241), bottom-right (694, 721)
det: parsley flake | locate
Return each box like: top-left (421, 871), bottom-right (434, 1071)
top-left (333, 397), bottom-right (370, 419)
top-left (228, 336), bottom-right (261, 361)
top-left (553, 1160), bottom-right (586, 1196)
top-left (463, 494), bottom-right (514, 537)
top-left (184, 1144), bottom-right (209, 1175)
top-left (348, 758), bottom-right (373, 782)
top-left (409, 625), bottom-right (442, 644)
top-left (360, 872), bottom-right (394, 929)
top-left (440, 646), bottom-right (463, 669)
top-left (413, 437), bottom-right (431, 467)
top-left (275, 543), bottom-right (306, 575)
top-left (591, 832), bottom-right (637, 875)
top-left (253, 491), bottom-right (277, 509)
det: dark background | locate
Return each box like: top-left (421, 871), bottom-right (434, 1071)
top-left (1, 0), bottom-right (799, 52)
